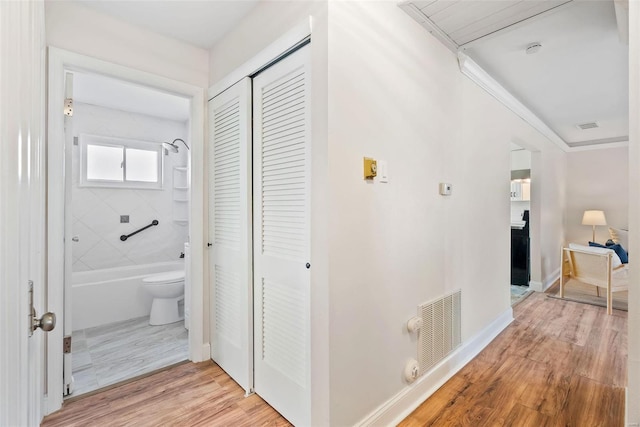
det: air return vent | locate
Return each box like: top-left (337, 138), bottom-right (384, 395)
top-left (417, 290), bottom-right (461, 375)
top-left (576, 121), bottom-right (599, 130)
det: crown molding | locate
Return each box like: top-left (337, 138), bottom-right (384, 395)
top-left (457, 52), bottom-right (571, 153)
top-left (566, 140), bottom-right (629, 152)
top-left (457, 53), bottom-right (627, 153)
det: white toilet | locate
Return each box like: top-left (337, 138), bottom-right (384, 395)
top-left (142, 270), bottom-right (185, 325)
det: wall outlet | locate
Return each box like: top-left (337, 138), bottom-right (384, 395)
top-left (120, 215), bottom-right (129, 223)
top-left (407, 316), bottom-right (423, 333)
top-left (439, 183), bottom-right (452, 196)
top-left (404, 359), bottom-right (420, 383)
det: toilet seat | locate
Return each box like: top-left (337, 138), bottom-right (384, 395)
top-left (142, 270), bottom-right (184, 285)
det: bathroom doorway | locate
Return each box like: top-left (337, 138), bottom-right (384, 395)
top-left (61, 70), bottom-right (191, 397)
top-left (47, 49), bottom-right (206, 412)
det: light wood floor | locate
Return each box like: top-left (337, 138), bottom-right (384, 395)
top-left (400, 291), bottom-right (627, 426)
top-left (42, 291), bottom-right (626, 427)
top-left (41, 362), bottom-right (291, 427)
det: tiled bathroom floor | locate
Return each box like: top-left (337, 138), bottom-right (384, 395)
top-left (70, 316), bottom-right (188, 397)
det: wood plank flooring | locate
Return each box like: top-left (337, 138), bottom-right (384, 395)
top-left (42, 291), bottom-right (626, 427)
top-left (400, 291), bottom-right (627, 427)
top-left (41, 362), bottom-right (291, 427)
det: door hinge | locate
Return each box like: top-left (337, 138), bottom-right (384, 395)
top-left (63, 335), bottom-right (72, 354)
top-left (64, 98), bottom-right (73, 116)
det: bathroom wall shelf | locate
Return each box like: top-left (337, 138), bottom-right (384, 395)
top-left (172, 167), bottom-right (189, 223)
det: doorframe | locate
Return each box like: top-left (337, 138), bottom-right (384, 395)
top-left (46, 47), bottom-right (206, 415)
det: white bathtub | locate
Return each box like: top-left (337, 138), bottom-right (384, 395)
top-left (72, 261), bottom-right (184, 330)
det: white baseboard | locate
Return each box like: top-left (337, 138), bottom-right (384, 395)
top-left (530, 268), bottom-right (560, 292)
top-left (529, 280), bottom-right (543, 292)
top-left (189, 341), bottom-right (210, 363)
top-left (543, 268), bottom-right (560, 291)
top-left (354, 308), bottom-right (514, 427)
top-left (201, 343), bottom-right (211, 361)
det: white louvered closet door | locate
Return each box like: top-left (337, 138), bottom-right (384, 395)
top-left (253, 45), bottom-right (311, 426)
top-left (208, 77), bottom-right (252, 393)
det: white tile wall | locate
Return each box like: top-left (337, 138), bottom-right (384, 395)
top-left (71, 103), bottom-right (189, 272)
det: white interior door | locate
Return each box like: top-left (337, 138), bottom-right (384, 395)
top-left (0, 1), bottom-right (48, 424)
top-left (253, 44), bottom-right (311, 426)
top-left (208, 77), bottom-right (253, 393)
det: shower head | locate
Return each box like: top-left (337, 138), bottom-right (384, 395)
top-left (163, 142), bottom-right (179, 153)
top-left (163, 138), bottom-right (190, 153)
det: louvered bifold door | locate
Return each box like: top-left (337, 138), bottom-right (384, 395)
top-left (208, 77), bottom-right (252, 393)
top-left (253, 45), bottom-right (311, 426)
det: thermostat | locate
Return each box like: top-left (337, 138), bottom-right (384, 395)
top-left (439, 183), bottom-right (452, 196)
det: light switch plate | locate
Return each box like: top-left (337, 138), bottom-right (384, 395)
top-left (378, 160), bottom-right (388, 183)
top-left (363, 157), bottom-right (377, 180)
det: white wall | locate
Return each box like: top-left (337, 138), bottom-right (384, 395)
top-left (326, 2), bottom-right (566, 425)
top-left (511, 149), bottom-right (531, 170)
top-left (208, 1), bottom-right (324, 85)
top-left (209, 1), bottom-right (568, 424)
top-left (71, 103), bottom-right (189, 271)
top-left (45, 1), bottom-right (209, 88)
top-left (564, 146), bottom-right (628, 245)
top-left (535, 144), bottom-right (567, 288)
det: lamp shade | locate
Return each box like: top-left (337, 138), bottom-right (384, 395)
top-left (582, 210), bottom-right (607, 226)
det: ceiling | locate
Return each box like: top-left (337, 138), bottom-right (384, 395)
top-left (401, 0), bottom-right (629, 149)
top-left (73, 72), bottom-right (191, 121)
top-left (70, 1), bottom-right (261, 120)
top-left (72, 0), bottom-right (628, 149)
top-left (75, 0), bottom-right (259, 49)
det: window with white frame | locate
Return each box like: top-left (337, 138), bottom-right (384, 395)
top-left (79, 134), bottom-right (163, 189)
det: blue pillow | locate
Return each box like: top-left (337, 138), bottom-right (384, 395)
top-left (589, 241), bottom-right (628, 264)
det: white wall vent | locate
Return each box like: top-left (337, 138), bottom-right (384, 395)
top-left (576, 121), bottom-right (599, 130)
top-left (417, 290), bottom-right (462, 375)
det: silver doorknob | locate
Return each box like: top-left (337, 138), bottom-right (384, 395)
top-left (72, 236), bottom-right (79, 242)
top-left (32, 308), bottom-right (56, 332)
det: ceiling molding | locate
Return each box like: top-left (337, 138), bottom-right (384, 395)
top-left (566, 140), bottom-right (629, 152)
top-left (457, 52), bottom-right (570, 152)
top-left (566, 139), bottom-right (629, 152)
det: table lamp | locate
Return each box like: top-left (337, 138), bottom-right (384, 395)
top-left (582, 210), bottom-right (607, 242)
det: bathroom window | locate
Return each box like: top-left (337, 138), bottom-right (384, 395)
top-left (79, 134), bottom-right (163, 189)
